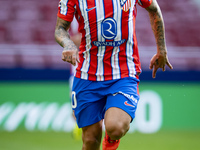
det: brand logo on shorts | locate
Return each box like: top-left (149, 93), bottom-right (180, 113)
top-left (124, 101), bottom-right (135, 108)
top-left (118, 91), bottom-right (138, 103)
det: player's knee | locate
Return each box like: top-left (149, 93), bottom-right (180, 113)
top-left (105, 121), bottom-right (130, 140)
top-left (106, 129), bottom-right (123, 140)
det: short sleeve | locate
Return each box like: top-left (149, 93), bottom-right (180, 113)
top-left (137, 0), bottom-right (153, 8)
top-left (57, 0), bottom-right (76, 22)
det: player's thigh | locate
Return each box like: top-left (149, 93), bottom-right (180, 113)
top-left (104, 89), bottom-right (139, 133)
top-left (104, 77), bottom-right (140, 128)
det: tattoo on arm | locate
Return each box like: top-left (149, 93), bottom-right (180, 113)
top-left (146, 1), bottom-right (167, 54)
top-left (55, 17), bottom-right (77, 50)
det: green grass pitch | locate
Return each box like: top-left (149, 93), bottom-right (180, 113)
top-left (0, 130), bottom-right (200, 150)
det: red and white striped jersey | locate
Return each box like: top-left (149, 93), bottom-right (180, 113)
top-left (57, 0), bottom-right (152, 81)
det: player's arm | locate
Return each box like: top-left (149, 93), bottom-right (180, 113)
top-left (55, 17), bottom-right (79, 66)
top-left (145, 0), bottom-right (173, 78)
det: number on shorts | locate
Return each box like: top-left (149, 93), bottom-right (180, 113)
top-left (71, 91), bottom-right (77, 109)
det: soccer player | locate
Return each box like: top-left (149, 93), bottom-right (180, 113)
top-left (55, 0), bottom-right (173, 149)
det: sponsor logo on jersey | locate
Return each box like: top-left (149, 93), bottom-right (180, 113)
top-left (101, 18), bottom-right (117, 40)
top-left (93, 39), bottom-right (126, 47)
top-left (94, 18), bottom-right (125, 47)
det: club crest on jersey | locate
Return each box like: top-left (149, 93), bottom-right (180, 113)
top-left (120, 0), bottom-right (133, 12)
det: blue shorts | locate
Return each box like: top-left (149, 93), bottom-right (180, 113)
top-left (71, 77), bottom-right (140, 128)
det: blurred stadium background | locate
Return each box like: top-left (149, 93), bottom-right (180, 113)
top-left (0, 0), bottom-right (200, 150)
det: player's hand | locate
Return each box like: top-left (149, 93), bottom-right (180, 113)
top-left (149, 52), bottom-right (173, 78)
top-left (62, 47), bottom-right (79, 66)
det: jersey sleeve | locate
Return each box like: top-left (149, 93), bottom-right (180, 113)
top-left (57, 0), bottom-right (76, 22)
top-left (137, 0), bottom-right (153, 8)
